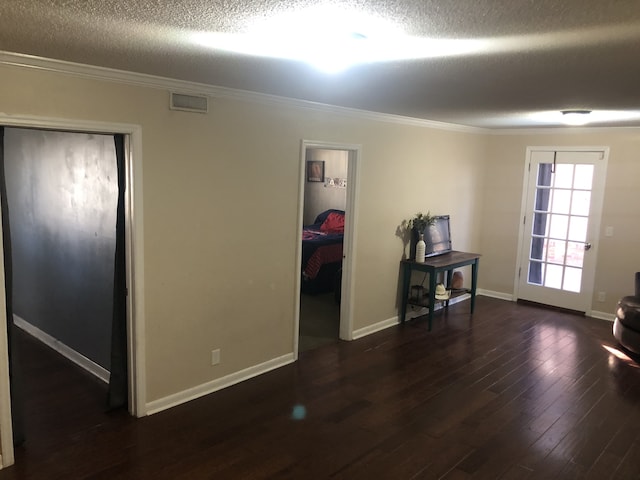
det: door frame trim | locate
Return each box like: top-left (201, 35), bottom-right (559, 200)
top-left (294, 140), bottom-right (361, 358)
top-left (0, 114), bottom-right (147, 468)
top-left (513, 145), bottom-right (609, 314)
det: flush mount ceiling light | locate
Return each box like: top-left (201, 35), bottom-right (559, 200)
top-left (191, 5), bottom-right (488, 73)
top-left (561, 109), bottom-right (592, 126)
top-left (526, 110), bottom-right (640, 126)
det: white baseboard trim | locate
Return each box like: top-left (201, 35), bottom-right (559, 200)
top-left (352, 294), bottom-right (473, 340)
top-left (13, 315), bottom-right (110, 383)
top-left (474, 290), bottom-right (617, 323)
top-left (477, 289), bottom-right (515, 301)
top-left (352, 317), bottom-right (399, 340)
top-left (145, 353), bottom-right (295, 416)
top-left (590, 310), bottom-right (615, 322)
top-left (476, 291), bottom-right (616, 322)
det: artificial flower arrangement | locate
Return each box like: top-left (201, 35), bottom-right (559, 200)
top-left (406, 211), bottom-right (436, 233)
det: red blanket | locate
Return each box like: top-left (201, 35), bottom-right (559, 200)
top-left (303, 243), bottom-right (343, 279)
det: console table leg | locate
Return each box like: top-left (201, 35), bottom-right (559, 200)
top-left (428, 271), bottom-right (437, 331)
top-left (400, 263), bottom-right (411, 322)
top-left (471, 260), bottom-right (479, 314)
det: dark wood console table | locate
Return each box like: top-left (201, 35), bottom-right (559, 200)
top-left (400, 251), bottom-right (481, 330)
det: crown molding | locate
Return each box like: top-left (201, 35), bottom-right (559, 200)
top-left (0, 50), bottom-right (484, 134)
top-left (2, 51), bottom-right (637, 135)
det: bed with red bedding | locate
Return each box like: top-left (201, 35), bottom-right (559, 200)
top-left (301, 209), bottom-right (344, 295)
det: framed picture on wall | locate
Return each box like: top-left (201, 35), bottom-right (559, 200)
top-left (306, 160), bottom-right (325, 182)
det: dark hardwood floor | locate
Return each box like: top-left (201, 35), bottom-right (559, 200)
top-left (299, 292), bottom-right (340, 352)
top-left (2, 297), bottom-right (640, 479)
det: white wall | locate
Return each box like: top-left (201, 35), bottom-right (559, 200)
top-left (481, 130), bottom-right (640, 315)
top-left (303, 148), bottom-right (347, 225)
top-left (0, 61), bottom-right (487, 417)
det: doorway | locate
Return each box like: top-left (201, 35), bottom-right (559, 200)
top-left (4, 127), bottom-right (117, 376)
top-left (0, 116), bottom-right (145, 468)
top-left (295, 141), bottom-right (360, 357)
top-left (516, 148), bottom-right (608, 313)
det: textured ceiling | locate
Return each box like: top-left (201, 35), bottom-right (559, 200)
top-left (2, 0), bottom-right (640, 128)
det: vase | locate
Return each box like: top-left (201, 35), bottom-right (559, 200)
top-left (416, 233), bottom-right (426, 263)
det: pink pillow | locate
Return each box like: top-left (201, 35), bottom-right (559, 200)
top-left (320, 212), bottom-right (345, 233)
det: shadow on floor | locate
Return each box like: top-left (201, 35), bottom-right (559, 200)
top-left (299, 292), bottom-right (340, 352)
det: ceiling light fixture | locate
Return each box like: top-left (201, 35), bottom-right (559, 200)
top-left (526, 110), bottom-right (640, 126)
top-left (191, 6), bottom-right (489, 73)
top-left (561, 109), bottom-right (592, 126)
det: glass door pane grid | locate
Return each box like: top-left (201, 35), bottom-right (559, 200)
top-left (527, 162), bottom-right (591, 292)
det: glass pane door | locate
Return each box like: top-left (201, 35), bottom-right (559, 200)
top-left (517, 149), bottom-right (607, 313)
top-left (527, 162), bottom-right (594, 293)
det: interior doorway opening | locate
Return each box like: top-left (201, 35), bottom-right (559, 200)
top-left (0, 117), bottom-right (145, 469)
top-left (295, 141), bottom-right (360, 357)
top-left (4, 127), bottom-right (119, 378)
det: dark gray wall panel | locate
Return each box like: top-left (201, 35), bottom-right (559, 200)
top-left (4, 127), bottom-right (117, 370)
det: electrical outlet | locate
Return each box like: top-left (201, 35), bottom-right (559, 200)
top-left (211, 349), bottom-right (221, 365)
top-left (597, 292), bottom-right (606, 302)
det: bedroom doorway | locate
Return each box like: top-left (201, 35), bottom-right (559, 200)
top-left (295, 141), bottom-right (360, 356)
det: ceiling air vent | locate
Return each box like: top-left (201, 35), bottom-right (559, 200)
top-left (169, 92), bottom-right (209, 113)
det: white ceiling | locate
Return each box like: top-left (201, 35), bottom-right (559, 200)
top-left (2, 0), bottom-right (640, 128)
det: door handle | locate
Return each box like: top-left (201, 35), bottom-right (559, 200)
top-left (584, 242), bottom-right (592, 251)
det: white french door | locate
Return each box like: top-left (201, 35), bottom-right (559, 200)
top-left (517, 149), bottom-right (608, 312)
